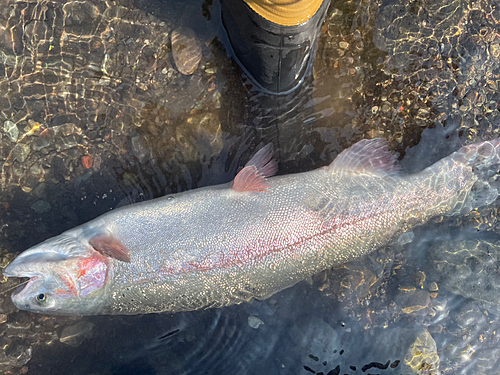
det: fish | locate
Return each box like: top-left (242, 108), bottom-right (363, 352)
top-left (3, 138), bottom-right (500, 315)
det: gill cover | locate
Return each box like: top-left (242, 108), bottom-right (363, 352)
top-left (3, 235), bottom-right (112, 315)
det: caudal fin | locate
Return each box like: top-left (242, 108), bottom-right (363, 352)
top-left (432, 139), bottom-right (500, 215)
top-left (456, 139), bottom-right (500, 210)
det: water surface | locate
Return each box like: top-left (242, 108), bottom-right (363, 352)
top-left (1, 0), bottom-right (500, 374)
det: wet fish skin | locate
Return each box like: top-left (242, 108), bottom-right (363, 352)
top-left (4, 138), bottom-right (500, 315)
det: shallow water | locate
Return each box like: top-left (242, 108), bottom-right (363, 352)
top-left (1, 0), bottom-right (500, 374)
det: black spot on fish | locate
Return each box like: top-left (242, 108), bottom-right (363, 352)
top-left (326, 365), bottom-right (340, 375)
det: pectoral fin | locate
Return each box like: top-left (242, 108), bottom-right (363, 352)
top-left (89, 234), bottom-right (131, 263)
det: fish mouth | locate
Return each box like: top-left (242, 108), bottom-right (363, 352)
top-left (3, 259), bottom-right (43, 298)
top-left (11, 277), bottom-right (34, 297)
top-left (3, 262), bottom-right (24, 278)
top-left (2, 249), bottom-right (57, 279)
top-left (3, 264), bottom-right (34, 281)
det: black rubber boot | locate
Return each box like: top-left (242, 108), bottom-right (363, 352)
top-left (221, 0), bottom-right (330, 95)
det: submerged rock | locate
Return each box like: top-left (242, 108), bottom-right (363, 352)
top-left (31, 200), bottom-right (51, 213)
top-left (404, 329), bottom-right (439, 375)
top-left (289, 318), bottom-right (341, 370)
top-left (427, 234), bottom-right (500, 313)
top-left (3, 121), bottom-right (18, 142)
top-left (9, 144), bottom-right (30, 163)
top-left (59, 321), bottom-right (94, 347)
top-left (171, 27), bottom-right (202, 75)
top-left (247, 315), bottom-right (264, 329)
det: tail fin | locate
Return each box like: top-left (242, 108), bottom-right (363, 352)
top-left (422, 139), bottom-right (500, 216)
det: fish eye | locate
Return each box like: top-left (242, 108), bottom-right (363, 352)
top-left (36, 293), bottom-right (47, 304)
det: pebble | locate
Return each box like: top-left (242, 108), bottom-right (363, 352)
top-left (454, 303), bottom-right (487, 330)
top-left (397, 231), bottom-right (415, 245)
top-left (10, 143), bottom-right (30, 162)
top-left (381, 102), bottom-right (393, 113)
top-left (29, 163), bottom-right (43, 176)
top-left (247, 315), bottom-right (264, 329)
top-left (339, 41), bottom-right (349, 49)
top-left (51, 123), bottom-right (82, 137)
top-left (171, 27), bottom-right (202, 75)
top-left (3, 120), bottom-right (18, 142)
top-left (31, 200), bottom-right (52, 213)
top-left (54, 135), bottom-right (78, 152)
top-left (418, 108), bottom-right (430, 116)
top-left (6, 319), bottom-right (32, 330)
top-left (395, 289), bottom-right (431, 314)
top-left (429, 282), bottom-right (438, 292)
top-left (81, 155), bottom-right (93, 169)
top-left (489, 43), bottom-right (500, 58)
top-left (204, 66), bottom-right (216, 74)
top-left (32, 137), bottom-right (50, 151)
top-left (404, 329), bottom-right (439, 375)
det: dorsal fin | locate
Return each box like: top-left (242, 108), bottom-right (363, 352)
top-left (330, 138), bottom-right (399, 175)
top-left (232, 144), bottom-right (278, 192)
top-left (89, 234), bottom-right (131, 263)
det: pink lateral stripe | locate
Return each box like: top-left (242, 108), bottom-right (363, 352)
top-left (160, 210), bottom-right (395, 277)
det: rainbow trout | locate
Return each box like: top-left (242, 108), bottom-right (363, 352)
top-left (4, 138), bottom-right (500, 315)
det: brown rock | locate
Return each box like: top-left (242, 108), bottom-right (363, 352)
top-left (171, 27), bottom-right (202, 75)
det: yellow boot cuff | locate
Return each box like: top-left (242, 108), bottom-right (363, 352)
top-left (244, 0), bottom-right (325, 26)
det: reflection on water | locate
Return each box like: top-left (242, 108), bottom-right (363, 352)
top-left (1, 0), bottom-right (500, 373)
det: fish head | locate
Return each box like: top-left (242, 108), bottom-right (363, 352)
top-left (3, 234), bottom-right (112, 315)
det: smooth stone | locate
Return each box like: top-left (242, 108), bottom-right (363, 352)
top-left (171, 27), bottom-right (202, 75)
top-left (31, 200), bottom-right (52, 213)
top-left (3, 120), bottom-right (18, 142)
top-left (247, 315), bottom-right (264, 329)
